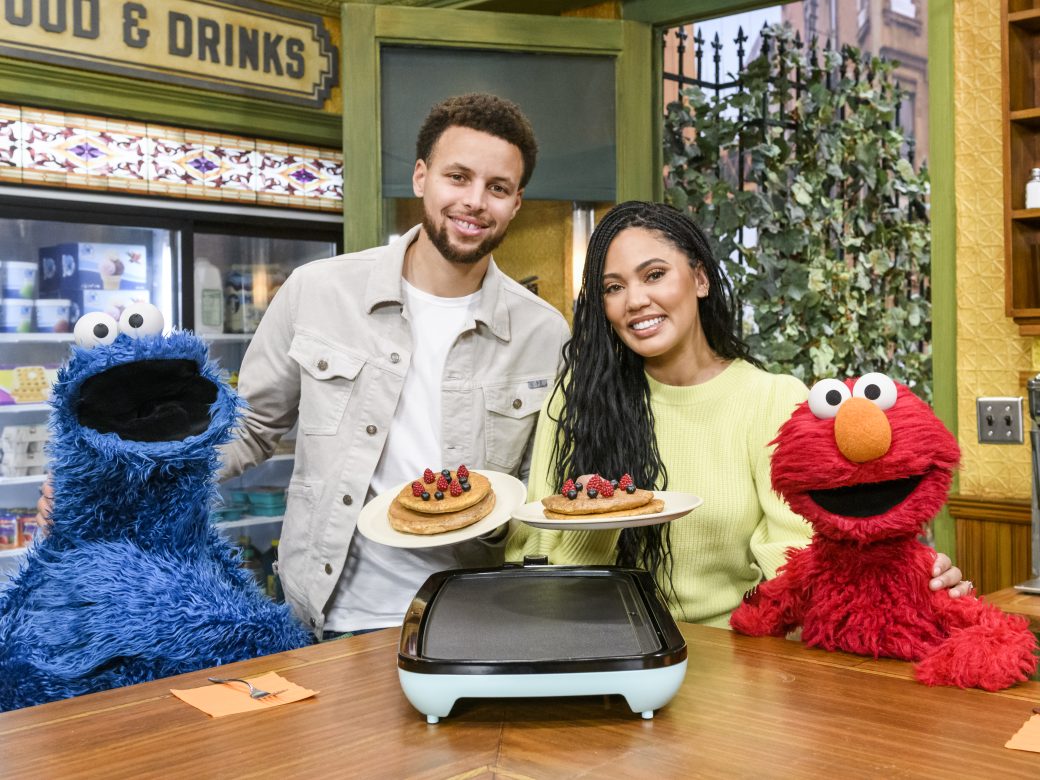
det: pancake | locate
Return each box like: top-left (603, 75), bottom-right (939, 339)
top-left (388, 491), bottom-right (497, 535)
top-left (543, 498), bottom-right (665, 521)
top-left (396, 470), bottom-right (490, 514)
top-left (541, 487), bottom-right (655, 516)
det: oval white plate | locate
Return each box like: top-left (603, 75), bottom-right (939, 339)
top-left (357, 470), bottom-right (526, 549)
top-left (512, 491), bottom-right (703, 531)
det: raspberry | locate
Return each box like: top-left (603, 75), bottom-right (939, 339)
top-left (411, 481), bottom-right (424, 497)
top-left (423, 468), bottom-right (436, 484)
top-left (449, 481), bottom-right (463, 497)
top-left (457, 464), bottom-right (469, 480)
top-left (587, 474), bottom-right (603, 492)
top-left (561, 479), bottom-right (575, 496)
top-left (436, 475), bottom-right (450, 491)
top-left (599, 481), bottom-right (615, 497)
top-left (618, 473), bottom-right (634, 490)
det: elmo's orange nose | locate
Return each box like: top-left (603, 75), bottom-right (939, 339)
top-left (834, 397), bottom-right (891, 463)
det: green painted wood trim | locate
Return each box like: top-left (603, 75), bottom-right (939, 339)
top-left (928, 0), bottom-right (957, 560)
top-left (0, 57), bottom-right (340, 147)
top-left (342, 4), bottom-right (381, 252)
top-left (617, 21), bottom-right (654, 202)
top-left (373, 6), bottom-right (624, 51)
top-left (622, 0), bottom-right (780, 26)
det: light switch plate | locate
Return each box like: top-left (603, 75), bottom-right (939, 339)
top-left (976, 397), bottom-right (1024, 444)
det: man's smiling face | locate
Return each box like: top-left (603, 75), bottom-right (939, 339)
top-left (412, 125), bottom-right (524, 266)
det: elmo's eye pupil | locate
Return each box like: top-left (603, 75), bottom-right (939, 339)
top-left (865, 384), bottom-right (881, 400)
top-left (128, 313), bottom-right (144, 328)
top-left (825, 389), bottom-right (843, 406)
top-left (93, 324), bottom-right (108, 338)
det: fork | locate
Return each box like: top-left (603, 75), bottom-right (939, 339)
top-left (207, 676), bottom-right (286, 699)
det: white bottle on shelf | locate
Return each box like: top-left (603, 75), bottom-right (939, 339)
top-left (1027, 169), bottom-right (1040, 211)
top-left (193, 257), bottom-right (224, 335)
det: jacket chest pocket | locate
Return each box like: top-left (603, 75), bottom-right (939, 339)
top-left (483, 379), bottom-right (550, 472)
top-left (289, 334), bottom-right (365, 436)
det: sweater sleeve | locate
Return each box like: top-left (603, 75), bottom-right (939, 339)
top-left (504, 389), bottom-right (620, 565)
top-left (747, 374), bottom-right (812, 579)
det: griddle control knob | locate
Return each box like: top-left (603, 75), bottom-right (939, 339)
top-left (523, 555), bottom-right (549, 566)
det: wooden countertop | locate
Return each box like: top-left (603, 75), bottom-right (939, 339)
top-left (2, 624), bottom-right (1038, 779)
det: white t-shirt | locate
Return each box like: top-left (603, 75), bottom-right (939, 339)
top-left (324, 280), bottom-right (481, 632)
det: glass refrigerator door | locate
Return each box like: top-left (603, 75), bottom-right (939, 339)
top-left (0, 216), bottom-right (181, 580)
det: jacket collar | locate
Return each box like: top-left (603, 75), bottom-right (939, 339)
top-left (364, 224), bottom-right (511, 341)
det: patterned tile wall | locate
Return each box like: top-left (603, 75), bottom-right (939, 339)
top-left (0, 105), bottom-right (342, 211)
top-left (954, 0), bottom-right (1032, 499)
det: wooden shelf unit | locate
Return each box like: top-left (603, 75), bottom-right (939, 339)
top-left (1002, 2), bottom-right (1040, 332)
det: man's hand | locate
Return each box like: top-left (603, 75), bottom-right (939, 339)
top-left (929, 552), bottom-right (972, 598)
top-left (36, 475), bottom-right (53, 535)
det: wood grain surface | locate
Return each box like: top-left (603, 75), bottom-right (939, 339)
top-left (1, 624), bottom-right (1038, 779)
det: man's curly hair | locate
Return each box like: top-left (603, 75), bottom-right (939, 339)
top-left (416, 93), bottom-right (538, 188)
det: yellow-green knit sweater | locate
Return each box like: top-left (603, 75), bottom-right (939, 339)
top-left (506, 359), bottom-right (812, 628)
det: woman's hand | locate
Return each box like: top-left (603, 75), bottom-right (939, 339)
top-left (929, 552), bottom-right (972, 598)
top-left (36, 475), bottom-right (53, 536)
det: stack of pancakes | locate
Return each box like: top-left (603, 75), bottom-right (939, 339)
top-left (388, 469), bottom-right (496, 535)
top-left (541, 479), bottom-right (663, 520)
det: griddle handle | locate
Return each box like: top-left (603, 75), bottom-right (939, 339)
top-left (523, 555), bottom-right (549, 566)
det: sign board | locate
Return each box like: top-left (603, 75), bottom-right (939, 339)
top-left (0, 0), bottom-right (338, 107)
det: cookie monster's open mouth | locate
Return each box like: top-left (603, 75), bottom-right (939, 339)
top-left (76, 359), bottom-right (217, 442)
top-left (807, 475), bottom-right (924, 518)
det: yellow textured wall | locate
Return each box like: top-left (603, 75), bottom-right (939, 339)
top-left (954, 0), bottom-right (1032, 499)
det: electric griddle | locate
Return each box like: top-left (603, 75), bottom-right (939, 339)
top-left (398, 559), bottom-right (688, 723)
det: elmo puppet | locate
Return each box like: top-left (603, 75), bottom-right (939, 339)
top-left (731, 372), bottom-right (1037, 690)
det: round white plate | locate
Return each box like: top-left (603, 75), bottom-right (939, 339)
top-left (512, 491), bottom-right (703, 531)
top-left (357, 470), bottom-right (526, 549)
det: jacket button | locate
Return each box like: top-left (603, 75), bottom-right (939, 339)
top-left (512, 398), bottom-right (522, 409)
top-left (366, 424), bottom-right (377, 435)
top-left (324, 563), bottom-right (333, 575)
top-left (316, 359), bottom-right (328, 371)
top-left (342, 494), bottom-right (353, 506)
top-left (390, 352), bottom-right (400, 363)
top-left (309, 617), bottom-right (316, 627)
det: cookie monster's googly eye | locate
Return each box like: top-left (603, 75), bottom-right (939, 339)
top-left (852, 372), bottom-right (897, 410)
top-left (74, 312), bottom-right (119, 349)
top-left (807, 378), bottom-right (851, 419)
top-left (118, 303), bottom-right (164, 339)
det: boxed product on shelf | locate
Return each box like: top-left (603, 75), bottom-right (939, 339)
top-left (0, 424), bottom-right (49, 446)
top-left (0, 447), bottom-right (47, 468)
top-left (0, 299), bottom-right (33, 333)
top-left (0, 511), bottom-right (18, 548)
top-left (0, 365), bottom-right (58, 405)
top-left (38, 242), bottom-right (148, 295)
top-left (1, 260), bottom-right (37, 299)
top-left (18, 512), bottom-right (38, 546)
top-left (73, 288), bottom-right (152, 326)
top-left (33, 298), bottom-right (74, 333)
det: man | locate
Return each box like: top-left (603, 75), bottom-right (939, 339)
top-left (218, 93), bottom-right (570, 639)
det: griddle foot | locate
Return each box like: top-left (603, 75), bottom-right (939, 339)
top-left (641, 710), bottom-right (654, 720)
top-left (427, 714), bottom-right (440, 724)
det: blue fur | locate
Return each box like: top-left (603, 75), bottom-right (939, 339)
top-left (0, 330), bottom-right (310, 712)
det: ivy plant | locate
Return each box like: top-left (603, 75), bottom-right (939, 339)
top-left (664, 24), bottom-right (931, 398)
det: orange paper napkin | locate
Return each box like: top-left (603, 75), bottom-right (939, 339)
top-left (171, 672), bottom-right (318, 717)
top-left (1005, 713), bottom-right (1040, 753)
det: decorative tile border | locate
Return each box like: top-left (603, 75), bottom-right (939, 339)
top-left (0, 104), bottom-right (342, 212)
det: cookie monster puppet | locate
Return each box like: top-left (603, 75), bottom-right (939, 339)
top-left (731, 372), bottom-right (1038, 691)
top-left (0, 303), bottom-right (309, 712)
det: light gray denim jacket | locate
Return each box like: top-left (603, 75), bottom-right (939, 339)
top-left (219, 226), bottom-right (569, 637)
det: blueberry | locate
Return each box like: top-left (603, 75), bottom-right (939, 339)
top-left (574, 482), bottom-right (583, 492)
top-left (441, 469), bottom-right (451, 478)
top-left (626, 484), bottom-right (637, 494)
top-left (611, 479), bottom-right (619, 488)
top-left (435, 490), bottom-right (444, 500)
top-left (587, 488), bottom-right (598, 498)
top-left (461, 482), bottom-right (471, 491)
top-left (566, 489), bottom-right (578, 500)
top-left (421, 491), bottom-right (430, 501)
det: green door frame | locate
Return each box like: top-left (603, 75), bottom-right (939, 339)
top-left (340, 4), bottom-right (653, 252)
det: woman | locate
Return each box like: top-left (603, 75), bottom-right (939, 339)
top-left (506, 201), bottom-right (965, 626)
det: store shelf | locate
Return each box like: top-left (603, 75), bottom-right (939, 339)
top-left (0, 474), bottom-right (46, 487)
top-left (204, 334), bottom-right (254, 343)
top-left (0, 333), bottom-right (73, 344)
top-left (0, 547), bottom-right (26, 559)
top-left (213, 514), bottom-right (284, 530)
top-left (0, 404), bottom-right (50, 414)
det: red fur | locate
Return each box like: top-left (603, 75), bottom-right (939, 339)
top-left (731, 379), bottom-right (1038, 690)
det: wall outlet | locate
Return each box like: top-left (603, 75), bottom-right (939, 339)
top-left (976, 397), bottom-right (1024, 444)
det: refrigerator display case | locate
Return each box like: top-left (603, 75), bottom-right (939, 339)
top-left (0, 194), bottom-right (341, 585)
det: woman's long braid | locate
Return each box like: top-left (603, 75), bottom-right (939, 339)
top-left (548, 202), bottom-right (760, 615)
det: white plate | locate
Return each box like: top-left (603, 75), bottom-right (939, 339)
top-left (357, 471), bottom-right (526, 549)
top-left (512, 491), bottom-right (703, 531)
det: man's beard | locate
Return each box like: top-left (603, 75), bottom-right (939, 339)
top-left (422, 210), bottom-right (507, 265)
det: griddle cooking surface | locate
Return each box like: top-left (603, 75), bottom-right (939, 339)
top-left (421, 573), bottom-right (662, 662)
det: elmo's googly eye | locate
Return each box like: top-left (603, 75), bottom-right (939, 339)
top-left (118, 303), bottom-right (164, 339)
top-left (73, 312), bottom-right (119, 349)
top-left (808, 378), bottom-right (851, 419)
top-left (852, 372), bottom-right (897, 410)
